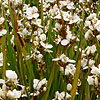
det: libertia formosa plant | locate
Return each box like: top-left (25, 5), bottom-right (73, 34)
top-left (0, 0), bottom-right (100, 100)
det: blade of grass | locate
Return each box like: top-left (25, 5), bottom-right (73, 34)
top-left (41, 0), bottom-right (44, 26)
top-left (85, 82), bottom-right (90, 100)
top-left (2, 35), bottom-right (7, 78)
top-left (70, 51), bottom-right (82, 100)
top-left (2, 4), bottom-right (16, 71)
top-left (96, 0), bottom-right (100, 16)
top-left (8, 2), bottom-right (35, 87)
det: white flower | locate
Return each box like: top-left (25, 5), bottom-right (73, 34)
top-left (67, 83), bottom-right (72, 91)
top-left (65, 64), bottom-right (76, 76)
top-left (54, 14), bottom-right (61, 20)
top-left (36, 54), bottom-right (43, 62)
top-left (94, 77), bottom-right (98, 85)
top-left (92, 17), bottom-right (98, 25)
top-left (94, 20), bottom-right (100, 32)
top-left (13, 89), bottom-right (21, 98)
top-left (85, 20), bottom-right (93, 30)
top-left (46, 0), bottom-right (56, 3)
top-left (15, 0), bottom-right (22, 5)
top-left (40, 78), bottom-right (48, 86)
top-left (79, 0), bottom-right (85, 3)
top-left (32, 13), bottom-right (39, 19)
top-left (7, 89), bottom-right (21, 99)
top-left (66, 32), bottom-right (73, 41)
top-left (60, 1), bottom-right (74, 9)
top-left (87, 76), bottom-right (94, 85)
top-left (87, 13), bottom-right (96, 20)
top-left (89, 59), bottom-right (95, 67)
top-left (91, 65), bottom-right (99, 75)
top-left (33, 91), bottom-right (40, 96)
top-left (54, 35), bottom-right (61, 44)
top-left (66, 93), bottom-right (71, 99)
top-left (78, 79), bottom-right (81, 86)
top-left (85, 30), bottom-right (93, 40)
top-left (44, 49), bottom-right (53, 53)
top-left (40, 34), bottom-right (46, 41)
top-left (90, 45), bottom-right (97, 54)
top-left (0, 79), bottom-right (5, 84)
top-left (40, 41), bottom-right (53, 49)
top-left (17, 84), bottom-right (25, 94)
top-left (33, 78), bottom-right (48, 91)
top-left (32, 19), bottom-right (43, 27)
top-left (0, 52), bottom-right (3, 66)
top-left (85, 45), bottom-right (97, 55)
top-left (96, 35), bottom-right (100, 41)
top-left (69, 14), bottom-right (81, 24)
top-left (60, 54), bottom-right (69, 63)
top-left (81, 58), bottom-right (87, 68)
top-left (65, 66), bottom-right (71, 75)
top-left (9, 0), bottom-right (22, 5)
top-left (7, 90), bottom-right (15, 99)
top-left (33, 41), bottom-right (39, 46)
top-left (0, 89), bottom-right (6, 99)
top-left (60, 67), bottom-right (64, 72)
top-left (67, 2), bottom-right (74, 9)
top-left (61, 39), bottom-right (69, 46)
top-left (25, 6), bottom-right (39, 19)
top-left (87, 0), bottom-right (90, 2)
top-left (52, 57), bottom-right (60, 61)
top-left (43, 87), bottom-right (47, 91)
top-left (55, 22), bottom-right (61, 30)
top-left (0, 17), bottom-right (4, 25)
top-left (33, 79), bottom-right (40, 90)
top-left (53, 54), bottom-right (75, 63)
top-left (6, 70), bottom-right (18, 81)
top-left (2, 84), bottom-right (6, 91)
top-left (0, 29), bottom-right (7, 36)
top-left (61, 11), bottom-right (70, 21)
top-left (55, 91), bottom-right (65, 100)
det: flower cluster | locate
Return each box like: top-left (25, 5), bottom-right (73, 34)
top-left (87, 64), bottom-right (100, 94)
top-left (0, 70), bottom-right (24, 99)
top-left (33, 78), bottom-right (48, 96)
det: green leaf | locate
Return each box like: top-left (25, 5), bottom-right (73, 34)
top-left (70, 52), bottom-right (82, 100)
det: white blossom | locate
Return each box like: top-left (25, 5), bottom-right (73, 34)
top-left (91, 65), bottom-right (100, 75)
top-left (40, 41), bottom-right (53, 49)
top-left (7, 89), bottom-right (21, 99)
top-left (0, 53), bottom-right (3, 67)
top-left (89, 59), bottom-right (95, 67)
top-left (61, 39), bottom-right (69, 46)
top-left (81, 58), bottom-right (87, 68)
top-left (0, 17), bottom-right (4, 25)
top-left (65, 64), bottom-right (76, 76)
top-left (6, 70), bottom-right (18, 81)
top-left (67, 83), bottom-right (72, 91)
top-left (33, 78), bottom-right (47, 90)
top-left (94, 20), bottom-right (100, 32)
top-left (40, 34), bottom-right (46, 41)
top-left (96, 35), bottom-right (100, 41)
top-left (0, 29), bottom-right (7, 36)
top-left (94, 77), bottom-right (98, 86)
top-left (85, 20), bottom-right (94, 30)
top-left (87, 76), bottom-right (94, 85)
top-left (85, 30), bottom-right (93, 40)
top-left (54, 91), bottom-right (65, 100)
top-left (66, 93), bottom-right (71, 99)
top-left (85, 45), bottom-right (97, 55)
top-left (79, 0), bottom-right (85, 3)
